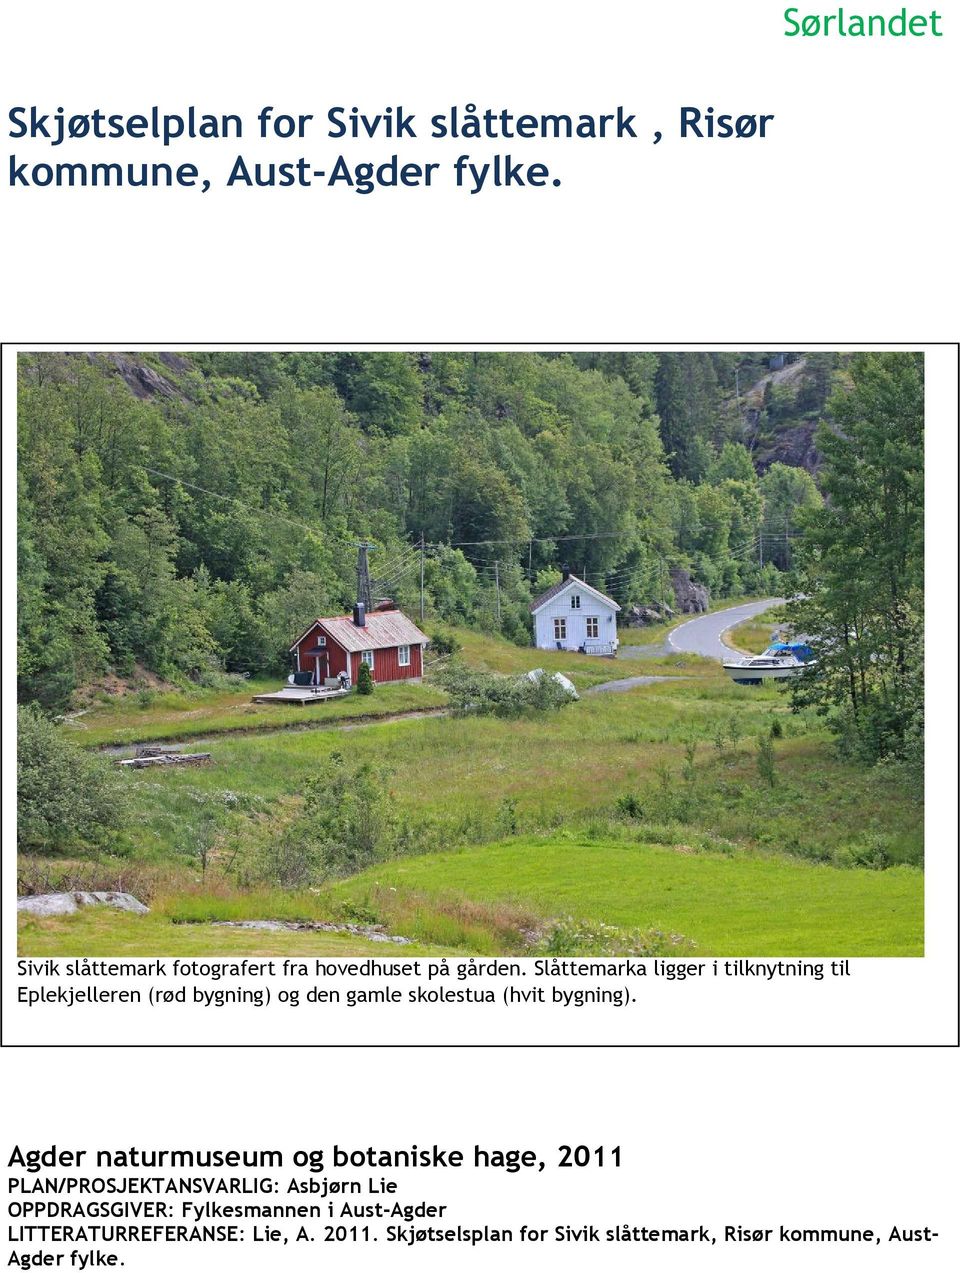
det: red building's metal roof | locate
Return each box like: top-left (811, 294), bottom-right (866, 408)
top-left (321, 611), bottom-right (429, 652)
top-left (285, 610), bottom-right (428, 654)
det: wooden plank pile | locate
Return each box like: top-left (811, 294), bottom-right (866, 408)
top-left (117, 746), bottom-right (212, 769)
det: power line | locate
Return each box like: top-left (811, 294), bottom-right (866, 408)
top-left (439, 530), bottom-right (625, 549)
top-left (143, 466), bottom-right (330, 541)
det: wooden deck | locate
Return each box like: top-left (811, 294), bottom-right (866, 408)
top-left (252, 687), bottom-right (350, 706)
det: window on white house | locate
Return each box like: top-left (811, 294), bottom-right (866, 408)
top-left (553, 617), bottom-right (567, 640)
top-left (570, 594), bottom-right (581, 609)
top-left (361, 650), bottom-right (375, 669)
top-left (586, 616), bottom-right (599, 639)
top-left (398, 645), bottom-right (411, 667)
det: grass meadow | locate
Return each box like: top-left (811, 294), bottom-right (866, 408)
top-left (19, 613), bottom-right (923, 958)
top-left (723, 605), bottom-right (788, 655)
top-left (332, 835), bottom-right (922, 957)
top-left (64, 678), bottom-right (448, 749)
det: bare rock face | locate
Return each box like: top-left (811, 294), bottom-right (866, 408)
top-left (754, 419), bottom-right (821, 475)
top-left (109, 356), bottom-right (180, 400)
top-left (669, 567), bottom-right (710, 614)
top-left (17, 892), bottom-right (149, 917)
top-left (157, 352), bottom-right (192, 373)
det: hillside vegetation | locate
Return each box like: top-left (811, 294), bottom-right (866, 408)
top-left (18, 350), bottom-right (829, 709)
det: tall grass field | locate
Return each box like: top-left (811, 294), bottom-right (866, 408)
top-left (19, 618), bottom-right (923, 958)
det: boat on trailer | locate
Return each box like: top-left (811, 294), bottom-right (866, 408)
top-left (722, 641), bottom-right (815, 685)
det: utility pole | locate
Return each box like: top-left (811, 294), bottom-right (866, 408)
top-left (354, 541), bottom-right (376, 610)
top-left (494, 560), bottom-right (502, 625)
top-left (759, 533), bottom-right (764, 569)
top-left (419, 534), bottom-right (425, 622)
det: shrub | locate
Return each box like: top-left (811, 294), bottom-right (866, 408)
top-left (769, 718), bottom-right (784, 739)
top-left (495, 797), bottom-right (519, 836)
top-left (429, 630), bottom-right (462, 657)
top-left (257, 752), bottom-right (399, 883)
top-left (433, 660), bottom-right (576, 718)
top-left (615, 793), bottom-right (645, 821)
top-left (356, 661), bottom-right (374, 695)
top-left (841, 836), bottom-right (893, 871)
top-left (17, 705), bottom-right (129, 852)
top-left (756, 734), bottom-right (777, 787)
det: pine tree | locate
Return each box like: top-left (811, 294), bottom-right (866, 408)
top-left (789, 353), bottom-right (923, 763)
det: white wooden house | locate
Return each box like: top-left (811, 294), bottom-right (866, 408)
top-left (529, 567), bottom-right (620, 655)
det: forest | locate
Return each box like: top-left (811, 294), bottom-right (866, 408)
top-left (18, 349), bottom-right (828, 707)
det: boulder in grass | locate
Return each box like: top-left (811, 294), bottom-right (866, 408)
top-left (17, 891), bottom-right (149, 917)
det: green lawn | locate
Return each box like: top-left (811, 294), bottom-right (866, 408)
top-left (332, 835), bottom-right (923, 957)
top-left (449, 628), bottom-right (693, 687)
top-left (18, 833), bottom-right (923, 958)
top-left (66, 679), bottom-right (448, 748)
top-left (724, 605), bottom-right (787, 655)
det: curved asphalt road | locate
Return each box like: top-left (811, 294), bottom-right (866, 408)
top-left (667, 598), bottom-right (784, 662)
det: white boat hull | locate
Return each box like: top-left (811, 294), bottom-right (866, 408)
top-left (723, 661), bottom-right (801, 684)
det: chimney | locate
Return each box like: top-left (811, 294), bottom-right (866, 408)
top-left (352, 602), bottom-right (366, 627)
top-left (561, 562), bottom-right (571, 581)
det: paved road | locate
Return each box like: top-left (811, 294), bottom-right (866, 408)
top-left (667, 598), bottom-right (784, 662)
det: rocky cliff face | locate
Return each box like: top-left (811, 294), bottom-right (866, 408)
top-left (99, 354), bottom-right (188, 400)
top-left (669, 567), bottom-right (710, 614)
top-left (753, 419), bottom-right (821, 475)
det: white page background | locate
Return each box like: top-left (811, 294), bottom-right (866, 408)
top-left (1, 3), bottom-right (957, 1270)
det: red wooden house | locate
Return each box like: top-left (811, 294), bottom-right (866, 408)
top-left (289, 603), bottom-right (429, 687)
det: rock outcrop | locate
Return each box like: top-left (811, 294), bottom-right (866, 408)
top-left (107, 355), bottom-right (181, 400)
top-left (17, 892), bottom-right (149, 917)
top-left (754, 419), bottom-right (821, 475)
top-left (669, 567), bottom-right (709, 614)
top-left (623, 603), bottom-right (674, 628)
